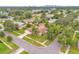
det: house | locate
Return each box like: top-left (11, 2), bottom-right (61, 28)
top-left (38, 23), bottom-right (47, 35)
top-left (32, 10), bottom-right (42, 14)
top-left (48, 19), bottom-right (57, 24)
top-left (24, 19), bottom-right (34, 25)
top-left (27, 19), bottom-right (34, 24)
top-left (8, 16), bottom-right (14, 20)
top-left (46, 14), bottom-right (54, 19)
top-left (0, 11), bottom-right (8, 16)
top-left (15, 22), bottom-right (25, 29)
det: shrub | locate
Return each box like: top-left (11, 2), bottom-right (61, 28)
top-left (7, 36), bottom-right (12, 42)
top-left (0, 31), bottom-right (5, 37)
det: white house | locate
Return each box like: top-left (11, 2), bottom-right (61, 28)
top-left (14, 22), bottom-right (25, 29)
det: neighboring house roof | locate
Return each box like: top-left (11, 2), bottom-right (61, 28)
top-left (48, 19), bottom-right (57, 24)
top-left (15, 22), bottom-right (25, 29)
top-left (46, 14), bottom-right (54, 18)
top-left (24, 19), bottom-right (34, 24)
top-left (38, 23), bottom-right (47, 34)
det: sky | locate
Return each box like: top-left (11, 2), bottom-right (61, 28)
top-left (0, 0), bottom-right (79, 6)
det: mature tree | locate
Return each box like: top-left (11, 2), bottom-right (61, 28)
top-left (6, 36), bottom-right (12, 42)
top-left (55, 14), bottom-right (75, 26)
top-left (8, 11), bottom-right (16, 17)
top-left (72, 21), bottom-right (79, 30)
top-left (41, 12), bottom-right (46, 19)
top-left (32, 26), bottom-right (37, 35)
top-left (46, 28), bottom-right (54, 40)
top-left (58, 26), bottom-right (74, 46)
top-left (41, 19), bottom-right (49, 27)
top-left (58, 34), bottom-right (66, 45)
top-left (3, 20), bottom-right (16, 32)
top-left (50, 24), bottom-right (62, 36)
top-left (0, 31), bottom-right (5, 37)
top-left (25, 12), bottom-right (32, 19)
top-left (34, 16), bottom-right (42, 24)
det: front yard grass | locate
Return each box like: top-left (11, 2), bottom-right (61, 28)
top-left (16, 28), bottom-right (25, 34)
top-left (20, 51), bottom-right (29, 54)
top-left (11, 31), bottom-right (20, 36)
top-left (0, 37), bottom-right (19, 54)
top-left (0, 43), bottom-right (12, 54)
top-left (27, 34), bottom-right (54, 46)
top-left (5, 42), bottom-right (19, 50)
top-left (60, 45), bottom-right (79, 54)
top-left (23, 37), bottom-right (44, 47)
top-left (11, 27), bottom-right (27, 36)
top-left (2, 37), bottom-right (19, 49)
top-left (69, 47), bottom-right (79, 54)
top-left (27, 34), bottom-right (47, 42)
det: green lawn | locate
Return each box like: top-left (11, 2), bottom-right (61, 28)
top-left (27, 34), bottom-right (47, 42)
top-left (2, 37), bottom-right (19, 49)
top-left (11, 27), bottom-right (26, 36)
top-left (11, 31), bottom-right (20, 36)
top-left (0, 43), bottom-right (12, 54)
top-left (6, 42), bottom-right (19, 50)
top-left (60, 45), bottom-right (79, 54)
top-left (23, 37), bottom-right (44, 47)
top-left (27, 34), bottom-right (54, 46)
top-left (16, 28), bottom-right (25, 34)
top-left (69, 47), bottom-right (79, 54)
top-left (20, 51), bottom-right (29, 54)
top-left (0, 37), bottom-right (19, 54)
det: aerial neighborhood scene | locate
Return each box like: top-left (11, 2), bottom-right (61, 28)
top-left (0, 6), bottom-right (79, 54)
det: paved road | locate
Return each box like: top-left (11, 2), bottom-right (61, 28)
top-left (5, 32), bottom-right (61, 54)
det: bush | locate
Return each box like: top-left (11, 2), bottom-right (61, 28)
top-left (0, 31), bottom-right (5, 37)
top-left (7, 36), bottom-right (12, 42)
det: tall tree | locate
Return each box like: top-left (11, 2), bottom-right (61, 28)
top-left (3, 20), bottom-right (16, 32)
top-left (46, 28), bottom-right (54, 40)
top-left (25, 12), bottom-right (32, 19)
